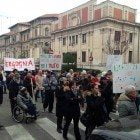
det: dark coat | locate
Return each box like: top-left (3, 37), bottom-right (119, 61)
top-left (64, 90), bottom-right (81, 118)
top-left (6, 76), bottom-right (13, 90)
top-left (86, 94), bottom-right (108, 126)
top-left (23, 77), bottom-right (33, 95)
top-left (55, 86), bottom-right (66, 117)
top-left (9, 80), bottom-right (21, 99)
top-left (0, 80), bottom-right (4, 104)
top-left (102, 80), bottom-right (114, 113)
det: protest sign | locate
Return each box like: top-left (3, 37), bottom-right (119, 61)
top-left (40, 54), bottom-right (62, 70)
top-left (4, 58), bottom-right (35, 71)
top-left (113, 64), bottom-right (140, 93)
top-left (106, 55), bottom-right (122, 70)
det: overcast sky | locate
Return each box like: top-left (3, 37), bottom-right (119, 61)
top-left (0, 0), bottom-right (139, 35)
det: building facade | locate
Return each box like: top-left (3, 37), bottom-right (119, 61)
top-left (0, 0), bottom-right (140, 70)
top-left (51, 0), bottom-right (140, 70)
top-left (0, 14), bottom-right (58, 66)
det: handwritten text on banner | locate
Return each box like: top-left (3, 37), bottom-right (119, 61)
top-left (113, 64), bottom-right (140, 93)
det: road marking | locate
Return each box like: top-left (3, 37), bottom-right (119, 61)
top-left (36, 117), bottom-right (75, 140)
top-left (71, 120), bottom-right (85, 131)
top-left (5, 124), bottom-right (35, 140)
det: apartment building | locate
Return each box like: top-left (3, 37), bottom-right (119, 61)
top-left (0, 14), bottom-right (58, 66)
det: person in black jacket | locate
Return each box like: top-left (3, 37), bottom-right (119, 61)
top-left (23, 72), bottom-right (34, 98)
top-left (101, 74), bottom-right (114, 120)
top-left (9, 73), bottom-right (21, 115)
top-left (0, 72), bottom-right (4, 105)
top-left (6, 72), bottom-right (14, 90)
top-left (55, 80), bottom-right (66, 133)
top-left (63, 81), bottom-right (82, 140)
top-left (84, 84), bottom-right (108, 140)
top-left (0, 72), bottom-right (4, 129)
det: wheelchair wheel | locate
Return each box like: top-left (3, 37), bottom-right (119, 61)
top-left (12, 106), bottom-right (25, 123)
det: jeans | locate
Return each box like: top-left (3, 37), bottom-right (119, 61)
top-left (43, 90), bottom-right (54, 112)
top-left (35, 90), bottom-right (44, 102)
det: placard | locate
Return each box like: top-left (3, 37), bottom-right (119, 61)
top-left (40, 54), bottom-right (62, 70)
top-left (113, 64), bottom-right (140, 93)
top-left (106, 55), bottom-right (122, 70)
top-left (4, 58), bottom-right (35, 71)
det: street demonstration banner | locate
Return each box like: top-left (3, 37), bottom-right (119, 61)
top-left (106, 55), bottom-right (122, 70)
top-left (40, 54), bottom-right (62, 70)
top-left (4, 58), bottom-right (35, 71)
top-left (113, 64), bottom-right (140, 93)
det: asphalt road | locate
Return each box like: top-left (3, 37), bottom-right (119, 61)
top-left (0, 93), bottom-right (119, 140)
top-left (0, 93), bottom-right (86, 140)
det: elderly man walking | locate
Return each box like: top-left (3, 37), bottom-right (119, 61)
top-left (117, 85), bottom-right (137, 118)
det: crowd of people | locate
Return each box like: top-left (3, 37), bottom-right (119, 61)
top-left (0, 67), bottom-right (139, 140)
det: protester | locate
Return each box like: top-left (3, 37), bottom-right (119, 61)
top-left (20, 68), bottom-right (28, 84)
top-left (17, 87), bottom-right (37, 118)
top-left (0, 71), bottom-right (4, 129)
top-left (84, 84), bottom-right (108, 140)
top-left (91, 72), bottom-right (100, 85)
top-left (55, 80), bottom-right (66, 133)
top-left (9, 73), bottom-right (21, 115)
top-left (101, 72), bottom-right (114, 120)
top-left (63, 81), bottom-right (82, 140)
top-left (35, 70), bottom-right (44, 102)
top-left (43, 71), bottom-right (58, 113)
top-left (0, 72), bottom-right (4, 105)
top-left (6, 72), bottom-right (15, 90)
top-left (117, 85), bottom-right (137, 118)
top-left (23, 72), bottom-right (35, 98)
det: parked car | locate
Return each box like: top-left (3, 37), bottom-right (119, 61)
top-left (89, 115), bottom-right (140, 140)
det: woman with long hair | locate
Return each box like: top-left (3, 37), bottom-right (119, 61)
top-left (84, 84), bottom-right (108, 140)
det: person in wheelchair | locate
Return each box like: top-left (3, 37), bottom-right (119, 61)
top-left (17, 87), bottom-right (38, 119)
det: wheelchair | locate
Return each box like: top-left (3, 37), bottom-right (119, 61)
top-left (12, 105), bottom-right (38, 123)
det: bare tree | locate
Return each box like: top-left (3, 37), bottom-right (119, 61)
top-left (103, 29), bottom-right (130, 55)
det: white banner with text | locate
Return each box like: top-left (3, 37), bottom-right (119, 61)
top-left (113, 64), bottom-right (140, 93)
top-left (40, 54), bottom-right (62, 70)
top-left (4, 58), bottom-right (35, 71)
top-left (106, 55), bottom-right (122, 70)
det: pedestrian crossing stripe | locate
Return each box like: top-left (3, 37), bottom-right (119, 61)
top-left (71, 120), bottom-right (85, 131)
top-left (36, 118), bottom-right (75, 140)
top-left (5, 124), bottom-right (35, 140)
top-left (4, 116), bottom-right (81, 140)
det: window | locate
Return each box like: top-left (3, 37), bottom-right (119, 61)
top-left (69, 36), bottom-right (72, 46)
top-left (27, 34), bottom-right (29, 40)
top-left (72, 36), bottom-right (75, 45)
top-left (35, 28), bottom-right (38, 37)
top-left (82, 51), bottom-right (86, 62)
top-left (114, 50), bottom-right (120, 55)
top-left (45, 28), bottom-right (49, 36)
top-left (23, 35), bottom-right (26, 41)
top-left (125, 10), bottom-right (127, 20)
top-left (12, 35), bottom-right (16, 43)
top-left (129, 33), bottom-right (133, 43)
top-left (114, 31), bottom-right (121, 42)
top-left (129, 51), bottom-right (132, 63)
top-left (82, 33), bottom-right (86, 43)
top-left (63, 37), bottom-right (66, 46)
top-left (76, 35), bottom-right (78, 44)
